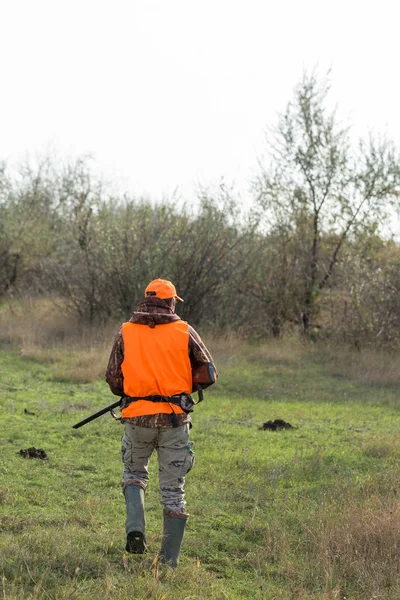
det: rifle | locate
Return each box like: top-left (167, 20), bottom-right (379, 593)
top-left (72, 399), bottom-right (122, 429)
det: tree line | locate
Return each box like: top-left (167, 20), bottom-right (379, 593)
top-left (1, 73), bottom-right (400, 348)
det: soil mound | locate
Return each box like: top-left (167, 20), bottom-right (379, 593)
top-left (18, 447), bottom-right (48, 459)
top-left (260, 419), bottom-right (294, 431)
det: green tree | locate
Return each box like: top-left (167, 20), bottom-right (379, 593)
top-left (254, 72), bottom-right (400, 334)
top-left (0, 158), bottom-right (58, 295)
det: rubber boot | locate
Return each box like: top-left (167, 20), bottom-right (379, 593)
top-left (124, 484), bottom-right (146, 554)
top-left (159, 515), bottom-right (187, 568)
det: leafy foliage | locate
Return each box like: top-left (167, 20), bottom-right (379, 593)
top-left (1, 74), bottom-right (400, 346)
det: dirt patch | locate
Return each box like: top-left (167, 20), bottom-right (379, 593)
top-left (260, 419), bottom-right (294, 431)
top-left (18, 447), bottom-right (48, 459)
top-left (24, 408), bottom-right (36, 416)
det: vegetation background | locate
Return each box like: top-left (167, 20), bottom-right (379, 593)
top-left (1, 74), bottom-right (400, 599)
top-left (1, 74), bottom-right (400, 347)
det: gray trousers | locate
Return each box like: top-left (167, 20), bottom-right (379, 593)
top-left (121, 423), bottom-right (194, 516)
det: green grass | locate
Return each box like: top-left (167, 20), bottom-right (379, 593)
top-left (1, 344), bottom-right (400, 599)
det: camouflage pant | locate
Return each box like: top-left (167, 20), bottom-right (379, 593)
top-left (121, 423), bottom-right (194, 516)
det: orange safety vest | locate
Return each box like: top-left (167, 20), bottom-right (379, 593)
top-left (121, 320), bottom-right (192, 418)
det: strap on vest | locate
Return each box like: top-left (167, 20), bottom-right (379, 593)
top-left (122, 392), bottom-right (196, 414)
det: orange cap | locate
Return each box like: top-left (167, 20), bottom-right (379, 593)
top-left (145, 279), bottom-right (184, 302)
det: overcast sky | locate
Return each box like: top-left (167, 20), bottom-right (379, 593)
top-left (0, 0), bottom-right (399, 209)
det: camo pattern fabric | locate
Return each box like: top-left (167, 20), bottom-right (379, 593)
top-left (123, 413), bottom-right (190, 428)
top-left (105, 297), bottom-right (216, 428)
top-left (122, 422), bottom-right (194, 518)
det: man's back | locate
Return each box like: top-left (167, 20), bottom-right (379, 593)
top-left (105, 279), bottom-right (217, 566)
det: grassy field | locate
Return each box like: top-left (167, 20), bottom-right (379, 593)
top-left (1, 327), bottom-right (400, 599)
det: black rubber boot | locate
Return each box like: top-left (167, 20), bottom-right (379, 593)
top-left (159, 515), bottom-right (187, 568)
top-left (124, 484), bottom-right (146, 554)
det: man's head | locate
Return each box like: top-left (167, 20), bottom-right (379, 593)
top-left (144, 279), bottom-right (184, 311)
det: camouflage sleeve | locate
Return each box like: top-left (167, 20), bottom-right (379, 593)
top-left (188, 325), bottom-right (218, 377)
top-left (105, 328), bottom-right (125, 396)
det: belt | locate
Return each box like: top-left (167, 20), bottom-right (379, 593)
top-left (121, 392), bottom-right (195, 414)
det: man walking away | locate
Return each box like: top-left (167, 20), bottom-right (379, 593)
top-left (105, 279), bottom-right (217, 567)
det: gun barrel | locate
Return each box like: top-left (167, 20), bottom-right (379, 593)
top-left (72, 400), bottom-right (122, 429)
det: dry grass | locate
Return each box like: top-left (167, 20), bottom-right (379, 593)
top-left (0, 296), bottom-right (72, 346)
top-left (206, 330), bottom-right (308, 367)
top-left (2, 297), bottom-right (400, 388)
top-left (317, 492), bottom-right (400, 597)
top-left (361, 436), bottom-right (399, 459)
top-left (321, 344), bottom-right (400, 387)
top-left (245, 478), bottom-right (400, 599)
top-left (0, 297), bottom-right (118, 382)
top-left (0, 299), bottom-right (309, 385)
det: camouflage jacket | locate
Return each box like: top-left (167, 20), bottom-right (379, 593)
top-left (105, 297), bottom-right (216, 428)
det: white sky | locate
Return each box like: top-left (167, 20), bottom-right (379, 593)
top-left (0, 0), bottom-right (399, 210)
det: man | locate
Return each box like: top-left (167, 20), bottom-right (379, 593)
top-left (105, 278), bottom-right (217, 568)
